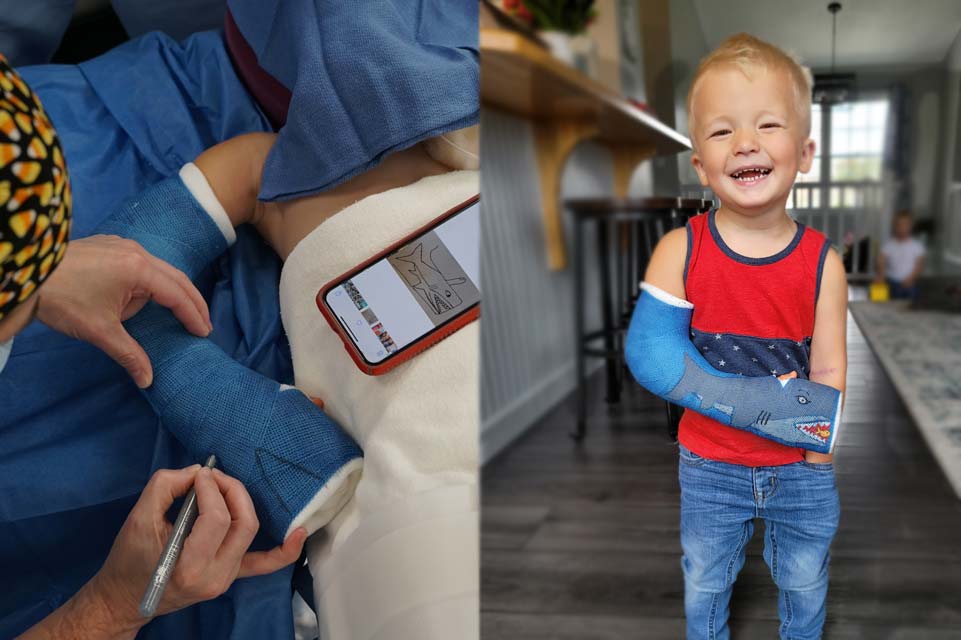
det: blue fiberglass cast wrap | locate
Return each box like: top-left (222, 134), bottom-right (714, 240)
top-left (97, 177), bottom-right (363, 540)
top-left (624, 283), bottom-right (842, 453)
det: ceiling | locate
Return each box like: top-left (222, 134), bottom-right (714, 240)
top-left (689, 0), bottom-right (961, 70)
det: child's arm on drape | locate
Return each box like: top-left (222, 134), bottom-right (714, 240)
top-left (806, 247), bottom-right (848, 463)
top-left (193, 132), bottom-right (276, 227)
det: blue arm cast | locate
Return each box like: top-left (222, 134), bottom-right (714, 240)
top-left (624, 283), bottom-right (842, 453)
top-left (97, 176), bottom-right (363, 540)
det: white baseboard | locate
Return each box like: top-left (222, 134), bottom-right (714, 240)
top-left (480, 360), bottom-right (604, 464)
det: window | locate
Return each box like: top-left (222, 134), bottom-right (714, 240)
top-left (795, 99), bottom-right (889, 184)
top-left (829, 100), bottom-right (888, 182)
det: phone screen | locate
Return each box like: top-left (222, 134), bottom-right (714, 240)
top-left (323, 199), bottom-right (480, 365)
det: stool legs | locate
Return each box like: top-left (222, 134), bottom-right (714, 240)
top-left (573, 216), bottom-right (587, 441)
top-left (597, 220), bottom-right (620, 404)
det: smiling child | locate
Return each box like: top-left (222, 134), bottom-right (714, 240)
top-left (641, 33), bottom-right (848, 639)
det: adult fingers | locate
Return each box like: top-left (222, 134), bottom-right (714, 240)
top-left (146, 254), bottom-right (212, 334)
top-left (210, 469), bottom-right (261, 566)
top-left (179, 468), bottom-right (232, 569)
top-left (136, 259), bottom-right (211, 339)
top-left (94, 320), bottom-right (154, 388)
top-left (238, 528), bottom-right (308, 578)
top-left (139, 465), bottom-right (202, 520)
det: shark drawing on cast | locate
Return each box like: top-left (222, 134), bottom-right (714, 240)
top-left (624, 282), bottom-right (843, 454)
top-left (667, 353), bottom-right (838, 448)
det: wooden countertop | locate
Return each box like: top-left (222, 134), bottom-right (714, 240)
top-left (480, 28), bottom-right (691, 154)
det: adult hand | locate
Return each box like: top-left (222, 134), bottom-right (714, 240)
top-left (35, 235), bottom-right (213, 387)
top-left (98, 465), bottom-right (308, 622)
top-left (20, 466), bottom-right (307, 640)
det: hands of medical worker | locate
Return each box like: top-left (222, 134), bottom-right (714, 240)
top-left (35, 235), bottom-right (213, 388)
top-left (20, 466), bottom-right (307, 640)
top-left (100, 465), bottom-right (308, 621)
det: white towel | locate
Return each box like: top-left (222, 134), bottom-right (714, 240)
top-left (279, 170), bottom-right (480, 640)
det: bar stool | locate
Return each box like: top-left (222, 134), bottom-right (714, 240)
top-left (566, 197), bottom-right (713, 441)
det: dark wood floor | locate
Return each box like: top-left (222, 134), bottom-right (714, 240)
top-left (481, 291), bottom-right (961, 639)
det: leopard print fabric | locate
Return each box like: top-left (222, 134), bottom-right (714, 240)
top-left (0, 53), bottom-right (72, 320)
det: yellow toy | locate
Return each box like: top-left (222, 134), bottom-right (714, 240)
top-left (870, 281), bottom-right (890, 302)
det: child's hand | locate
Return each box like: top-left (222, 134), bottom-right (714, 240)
top-left (777, 371), bottom-right (798, 382)
top-left (805, 450), bottom-right (834, 464)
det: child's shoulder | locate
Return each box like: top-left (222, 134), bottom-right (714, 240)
top-left (644, 227), bottom-right (689, 300)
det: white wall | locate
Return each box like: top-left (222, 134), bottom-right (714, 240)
top-left (669, 0), bottom-right (710, 190)
top-left (937, 27), bottom-right (961, 273)
top-left (480, 108), bottom-right (656, 462)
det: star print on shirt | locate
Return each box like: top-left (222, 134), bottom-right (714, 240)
top-left (689, 328), bottom-right (811, 380)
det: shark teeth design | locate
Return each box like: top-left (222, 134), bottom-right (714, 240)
top-left (796, 421), bottom-right (832, 443)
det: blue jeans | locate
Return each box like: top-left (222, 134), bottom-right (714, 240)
top-left (886, 278), bottom-right (918, 300)
top-left (678, 446), bottom-right (840, 639)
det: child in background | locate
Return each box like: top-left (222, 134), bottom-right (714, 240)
top-left (642, 34), bottom-right (847, 639)
top-left (875, 209), bottom-right (926, 299)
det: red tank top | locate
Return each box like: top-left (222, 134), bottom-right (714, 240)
top-left (679, 209), bottom-right (832, 466)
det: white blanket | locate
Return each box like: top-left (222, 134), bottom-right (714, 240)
top-left (279, 170), bottom-right (480, 640)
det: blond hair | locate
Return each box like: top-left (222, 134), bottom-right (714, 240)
top-left (686, 33), bottom-right (814, 144)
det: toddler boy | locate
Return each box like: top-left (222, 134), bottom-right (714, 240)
top-left (876, 209), bottom-right (925, 299)
top-left (642, 33), bottom-right (847, 639)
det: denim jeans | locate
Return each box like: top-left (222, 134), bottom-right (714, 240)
top-left (886, 278), bottom-right (918, 300)
top-left (678, 445), bottom-right (840, 640)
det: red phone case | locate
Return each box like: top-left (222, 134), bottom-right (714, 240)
top-left (316, 195), bottom-right (480, 376)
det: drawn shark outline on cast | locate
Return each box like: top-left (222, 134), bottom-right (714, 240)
top-left (667, 354), bottom-right (835, 445)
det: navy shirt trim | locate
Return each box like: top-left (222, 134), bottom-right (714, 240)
top-left (708, 209), bottom-right (805, 266)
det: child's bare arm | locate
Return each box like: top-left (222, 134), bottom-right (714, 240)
top-left (643, 227), bottom-right (688, 300)
top-left (806, 248), bottom-right (848, 463)
top-left (193, 133), bottom-right (277, 227)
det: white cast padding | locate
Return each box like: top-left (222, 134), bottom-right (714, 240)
top-left (279, 170), bottom-right (480, 637)
top-left (179, 162), bottom-right (237, 246)
top-left (828, 391), bottom-right (843, 453)
top-left (639, 281), bottom-right (694, 309)
top-left (286, 457), bottom-right (363, 538)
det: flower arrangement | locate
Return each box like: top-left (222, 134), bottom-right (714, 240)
top-left (503, 0), bottom-right (597, 36)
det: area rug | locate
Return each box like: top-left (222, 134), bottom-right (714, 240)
top-left (850, 301), bottom-right (961, 498)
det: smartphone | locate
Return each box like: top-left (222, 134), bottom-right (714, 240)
top-left (316, 195), bottom-right (480, 375)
